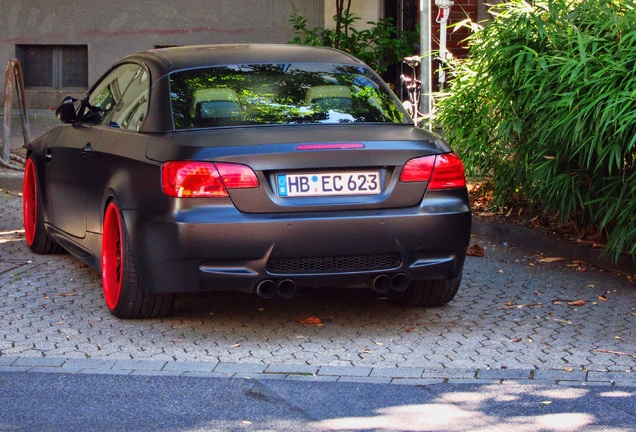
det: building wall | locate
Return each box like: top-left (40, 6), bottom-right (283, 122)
top-left (323, 0), bottom-right (382, 30)
top-left (0, 0), bottom-right (324, 108)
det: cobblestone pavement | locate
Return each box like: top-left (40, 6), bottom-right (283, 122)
top-left (1, 185), bottom-right (635, 386)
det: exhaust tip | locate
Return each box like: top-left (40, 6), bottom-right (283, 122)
top-left (277, 279), bottom-right (297, 299)
top-left (391, 273), bottom-right (409, 292)
top-left (373, 275), bottom-right (392, 294)
top-left (256, 280), bottom-right (277, 299)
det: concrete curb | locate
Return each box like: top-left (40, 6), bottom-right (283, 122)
top-left (0, 356), bottom-right (635, 387)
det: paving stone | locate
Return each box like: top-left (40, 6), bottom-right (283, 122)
top-left (0, 188), bottom-right (635, 383)
top-left (532, 369), bottom-right (588, 382)
top-left (112, 359), bottom-right (167, 371)
top-left (0, 356), bottom-right (18, 366)
top-left (318, 365), bottom-right (372, 377)
top-left (337, 376), bottom-right (392, 384)
top-left (213, 362), bottom-right (266, 374)
top-left (391, 378), bottom-right (446, 385)
top-left (264, 363), bottom-right (318, 375)
top-left (13, 357), bottom-right (65, 368)
top-left (477, 369), bottom-right (532, 380)
top-left (63, 358), bottom-right (116, 370)
top-left (587, 371), bottom-right (636, 384)
top-left (370, 367), bottom-right (423, 378)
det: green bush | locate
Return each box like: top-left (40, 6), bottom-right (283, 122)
top-left (436, 0), bottom-right (636, 260)
top-left (289, 12), bottom-right (418, 75)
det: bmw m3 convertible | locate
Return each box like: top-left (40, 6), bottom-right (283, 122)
top-left (23, 44), bottom-right (471, 319)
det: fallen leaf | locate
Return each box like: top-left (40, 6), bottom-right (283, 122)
top-left (375, 341), bottom-right (384, 346)
top-left (540, 401), bottom-right (553, 405)
top-left (513, 338), bottom-right (523, 343)
top-left (298, 317), bottom-right (322, 325)
top-left (567, 299), bottom-right (587, 307)
top-left (539, 257), bottom-right (565, 263)
top-left (467, 243), bottom-right (485, 257)
top-left (229, 343), bottom-right (240, 348)
top-left (363, 349), bottom-right (373, 354)
top-left (58, 293), bottom-right (78, 297)
top-left (598, 295), bottom-right (607, 301)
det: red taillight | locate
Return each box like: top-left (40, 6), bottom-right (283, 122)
top-left (400, 153), bottom-right (466, 189)
top-left (161, 161), bottom-right (259, 198)
top-left (215, 163), bottom-right (260, 189)
top-left (400, 156), bottom-right (435, 182)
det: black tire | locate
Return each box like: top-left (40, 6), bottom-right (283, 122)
top-left (396, 275), bottom-right (461, 307)
top-left (102, 200), bottom-right (175, 319)
top-left (22, 157), bottom-right (64, 254)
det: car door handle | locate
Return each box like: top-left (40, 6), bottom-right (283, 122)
top-left (83, 143), bottom-right (93, 156)
top-left (44, 149), bottom-right (52, 163)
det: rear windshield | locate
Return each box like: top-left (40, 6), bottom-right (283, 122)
top-left (169, 63), bottom-right (407, 129)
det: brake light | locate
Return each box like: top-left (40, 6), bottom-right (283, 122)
top-left (215, 163), bottom-right (260, 189)
top-left (161, 161), bottom-right (259, 198)
top-left (400, 156), bottom-right (435, 182)
top-left (400, 153), bottom-right (466, 189)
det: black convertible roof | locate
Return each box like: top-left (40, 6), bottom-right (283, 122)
top-left (111, 44), bottom-right (372, 133)
top-left (121, 44), bottom-right (365, 76)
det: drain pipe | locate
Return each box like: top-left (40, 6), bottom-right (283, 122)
top-left (435, 0), bottom-right (454, 92)
top-left (419, 0), bottom-right (432, 130)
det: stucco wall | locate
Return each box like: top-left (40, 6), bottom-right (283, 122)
top-left (0, 0), bottom-right (324, 108)
top-left (323, 0), bottom-right (382, 30)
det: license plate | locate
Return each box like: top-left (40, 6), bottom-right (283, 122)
top-left (277, 171), bottom-right (381, 197)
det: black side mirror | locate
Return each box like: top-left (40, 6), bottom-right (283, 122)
top-left (55, 97), bottom-right (78, 123)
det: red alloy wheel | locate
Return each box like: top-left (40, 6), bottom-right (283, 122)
top-left (22, 158), bottom-right (37, 246)
top-left (102, 202), bottom-right (123, 310)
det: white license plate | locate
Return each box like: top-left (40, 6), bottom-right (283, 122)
top-left (277, 171), bottom-right (381, 197)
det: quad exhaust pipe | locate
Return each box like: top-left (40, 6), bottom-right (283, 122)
top-left (256, 273), bottom-right (407, 299)
top-left (373, 273), bottom-right (409, 294)
top-left (256, 279), bottom-right (297, 299)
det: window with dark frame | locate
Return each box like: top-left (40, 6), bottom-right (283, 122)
top-left (17, 45), bottom-right (88, 89)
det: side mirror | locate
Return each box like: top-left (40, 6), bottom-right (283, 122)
top-left (55, 97), bottom-right (78, 123)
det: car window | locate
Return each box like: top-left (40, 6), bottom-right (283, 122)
top-left (169, 63), bottom-right (407, 130)
top-left (80, 64), bottom-right (149, 130)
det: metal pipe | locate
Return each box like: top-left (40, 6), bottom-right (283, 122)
top-left (419, 0), bottom-right (432, 129)
top-left (2, 58), bottom-right (31, 169)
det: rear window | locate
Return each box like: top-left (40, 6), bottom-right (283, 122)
top-left (169, 63), bottom-right (407, 129)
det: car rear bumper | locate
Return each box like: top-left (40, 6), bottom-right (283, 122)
top-left (124, 190), bottom-right (471, 294)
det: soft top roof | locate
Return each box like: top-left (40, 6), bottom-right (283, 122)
top-left (121, 44), bottom-right (365, 76)
top-left (110, 44), bottom-right (375, 133)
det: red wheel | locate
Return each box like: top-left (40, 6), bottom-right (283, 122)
top-left (101, 200), bottom-right (175, 319)
top-left (23, 158), bottom-right (37, 246)
top-left (22, 157), bottom-right (63, 254)
top-left (102, 202), bottom-right (123, 310)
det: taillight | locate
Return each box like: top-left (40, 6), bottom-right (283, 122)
top-left (161, 161), bottom-right (259, 198)
top-left (400, 153), bottom-right (466, 189)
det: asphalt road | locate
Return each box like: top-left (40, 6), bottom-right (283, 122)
top-left (1, 371), bottom-right (635, 432)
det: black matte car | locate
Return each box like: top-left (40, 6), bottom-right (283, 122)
top-left (23, 44), bottom-right (471, 319)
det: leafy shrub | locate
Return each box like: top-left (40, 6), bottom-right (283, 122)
top-left (289, 12), bottom-right (418, 75)
top-left (436, 0), bottom-right (636, 260)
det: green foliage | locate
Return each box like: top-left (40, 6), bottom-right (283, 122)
top-left (289, 12), bottom-right (418, 74)
top-left (436, 0), bottom-right (636, 260)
